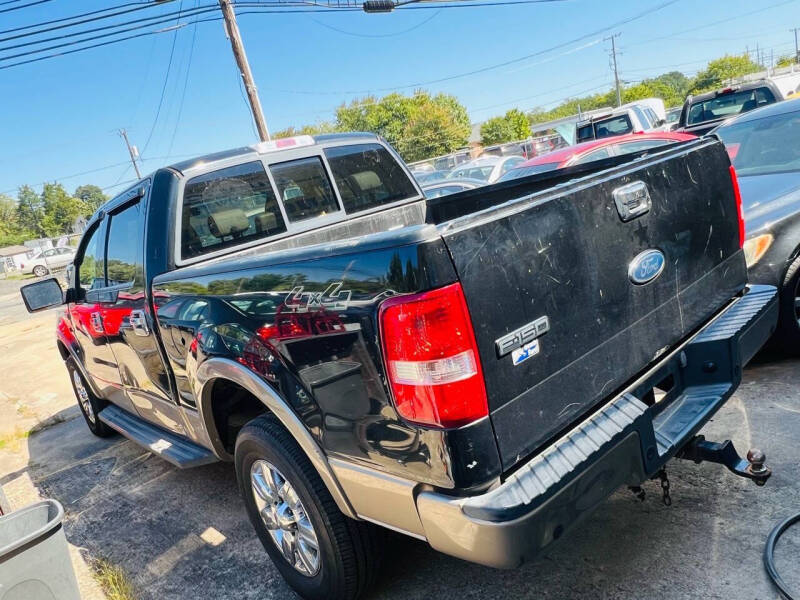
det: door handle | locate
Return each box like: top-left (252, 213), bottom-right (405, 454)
top-left (129, 310), bottom-right (150, 337)
top-left (90, 312), bottom-right (104, 333)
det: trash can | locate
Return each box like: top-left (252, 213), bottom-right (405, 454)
top-left (0, 499), bottom-right (80, 600)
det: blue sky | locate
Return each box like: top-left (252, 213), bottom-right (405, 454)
top-left (0, 0), bottom-right (798, 198)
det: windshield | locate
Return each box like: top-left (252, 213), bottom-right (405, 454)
top-left (687, 88), bottom-right (775, 125)
top-left (717, 108), bottom-right (800, 176)
top-left (497, 162), bottom-right (561, 181)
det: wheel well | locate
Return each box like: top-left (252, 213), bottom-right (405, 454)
top-left (56, 341), bottom-right (69, 361)
top-left (209, 379), bottom-right (269, 454)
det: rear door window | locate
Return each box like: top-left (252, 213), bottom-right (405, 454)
top-left (324, 143), bottom-right (418, 213)
top-left (269, 157), bottom-right (340, 223)
top-left (181, 161), bottom-right (287, 260)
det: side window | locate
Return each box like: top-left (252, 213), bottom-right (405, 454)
top-left (571, 147), bottom-right (612, 165)
top-left (182, 161), bottom-right (287, 260)
top-left (77, 224), bottom-right (105, 290)
top-left (755, 88), bottom-right (776, 105)
top-left (106, 201), bottom-right (145, 293)
top-left (43, 249), bottom-right (56, 257)
top-left (269, 157), bottom-right (339, 223)
top-left (631, 106), bottom-right (650, 129)
top-left (324, 143), bottom-right (419, 214)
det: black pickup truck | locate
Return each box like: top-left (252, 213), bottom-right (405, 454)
top-left (22, 132), bottom-right (779, 600)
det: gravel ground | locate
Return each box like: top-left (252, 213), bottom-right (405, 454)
top-left (1, 280), bottom-right (799, 599)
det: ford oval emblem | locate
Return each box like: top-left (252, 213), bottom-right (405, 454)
top-left (628, 249), bottom-right (665, 285)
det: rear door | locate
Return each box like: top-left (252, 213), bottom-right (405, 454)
top-left (103, 196), bottom-right (184, 434)
top-left (438, 139), bottom-right (747, 468)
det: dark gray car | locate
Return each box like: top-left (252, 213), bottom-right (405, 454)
top-left (715, 97), bottom-right (800, 351)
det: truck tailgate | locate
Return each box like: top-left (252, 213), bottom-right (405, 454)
top-left (437, 139), bottom-right (746, 469)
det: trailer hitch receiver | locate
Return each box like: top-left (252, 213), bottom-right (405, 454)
top-left (676, 435), bottom-right (771, 486)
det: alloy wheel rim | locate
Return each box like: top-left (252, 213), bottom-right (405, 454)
top-left (73, 370), bottom-right (94, 424)
top-left (250, 460), bottom-right (320, 576)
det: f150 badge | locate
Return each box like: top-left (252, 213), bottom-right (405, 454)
top-left (628, 249), bottom-right (666, 285)
top-left (495, 316), bottom-right (549, 362)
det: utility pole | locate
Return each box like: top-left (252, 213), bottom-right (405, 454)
top-left (218, 0), bottom-right (270, 142)
top-left (605, 33), bottom-right (622, 107)
top-left (793, 27), bottom-right (799, 63)
top-left (118, 129), bottom-right (142, 179)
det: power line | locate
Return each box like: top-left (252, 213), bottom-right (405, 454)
top-left (0, 1), bottom-right (178, 40)
top-left (139, 1), bottom-right (185, 158)
top-left (257, 0), bottom-right (682, 94)
top-left (167, 2), bottom-right (199, 156)
top-left (0, 0), bottom-right (53, 14)
top-left (626, 0), bottom-right (796, 48)
top-left (306, 8), bottom-right (440, 37)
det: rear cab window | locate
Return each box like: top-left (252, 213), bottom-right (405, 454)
top-left (177, 139), bottom-right (420, 263)
top-left (324, 143), bottom-right (418, 213)
top-left (181, 161), bottom-right (287, 260)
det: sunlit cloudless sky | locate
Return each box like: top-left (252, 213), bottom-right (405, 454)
top-left (0, 0), bottom-right (798, 197)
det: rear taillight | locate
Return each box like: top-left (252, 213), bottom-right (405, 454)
top-left (729, 165), bottom-right (745, 248)
top-left (379, 282), bottom-right (488, 428)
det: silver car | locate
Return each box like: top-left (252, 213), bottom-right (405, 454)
top-left (22, 247), bottom-right (76, 277)
top-left (447, 155), bottom-right (526, 184)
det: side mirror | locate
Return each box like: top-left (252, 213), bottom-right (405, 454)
top-left (20, 277), bottom-right (65, 313)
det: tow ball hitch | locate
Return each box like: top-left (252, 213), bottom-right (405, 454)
top-left (676, 435), bottom-right (771, 486)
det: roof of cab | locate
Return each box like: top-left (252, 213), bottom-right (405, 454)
top-left (167, 132), bottom-right (379, 174)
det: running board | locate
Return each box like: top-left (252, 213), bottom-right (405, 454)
top-left (98, 405), bottom-right (218, 468)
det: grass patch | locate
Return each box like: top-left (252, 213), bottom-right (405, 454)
top-left (91, 558), bottom-right (137, 600)
top-left (1, 272), bottom-right (34, 281)
top-left (0, 427), bottom-right (31, 452)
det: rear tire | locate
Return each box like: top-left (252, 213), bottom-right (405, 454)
top-left (235, 415), bottom-right (383, 600)
top-left (32, 265), bottom-right (48, 277)
top-left (66, 358), bottom-right (114, 437)
top-left (776, 256), bottom-right (800, 356)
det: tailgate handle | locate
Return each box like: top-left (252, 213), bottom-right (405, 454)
top-left (613, 181), bottom-right (651, 221)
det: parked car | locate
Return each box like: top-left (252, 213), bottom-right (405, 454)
top-left (676, 79), bottom-right (783, 136)
top-left (575, 98), bottom-right (668, 143)
top-left (499, 131), bottom-right (696, 180)
top-left (422, 177), bottom-right (485, 198)
top-left (21, 246), bottom-right (76, 277)
top-left (411, 169), bottom-right (449, 184)
top-left (714, 97), bottom-right (800, 351)
top-left (21, 132), bottom-right (778, 600)
top-left (447, 154), bottom-right (525, 183)
top-left (665, 106), bottom-right (682, 130)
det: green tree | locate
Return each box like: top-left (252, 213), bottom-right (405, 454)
top-left (273, 121), bottom-right (340, 138)
top-left (480, 109), bottom-right (530, 145)
top-left (334, 91), bottom-right (470, 161)
top-left (776, 55), bottom-right (797, 68)
top-left (15, 185), bottom-right (45, 238)
top-left (74, 184), bottom-right (108, 214)
top-left (39, 183), bottom-right (87, 237)
top-left (0, 194), bottom-right (29, 246)
top-left (690, 54), bottom-right (762, 94)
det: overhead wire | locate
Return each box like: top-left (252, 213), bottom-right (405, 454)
top-left (167, 0), bottom-right (199, 156)
top-left (139, 1), bottom-right (185, 158)
top-left (0, 0), bottom-right (53, 14)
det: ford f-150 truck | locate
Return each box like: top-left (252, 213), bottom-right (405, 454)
top-left (21, 132), bottom-right (779, 600)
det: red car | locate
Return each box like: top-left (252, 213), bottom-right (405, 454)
top-left (499, 131), bottom-right (696, 180)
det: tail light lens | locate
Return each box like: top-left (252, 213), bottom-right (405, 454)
top-left (379, 282), bottom-right (488, 428)
top-left (729, 165), bottom-right (745, 248)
